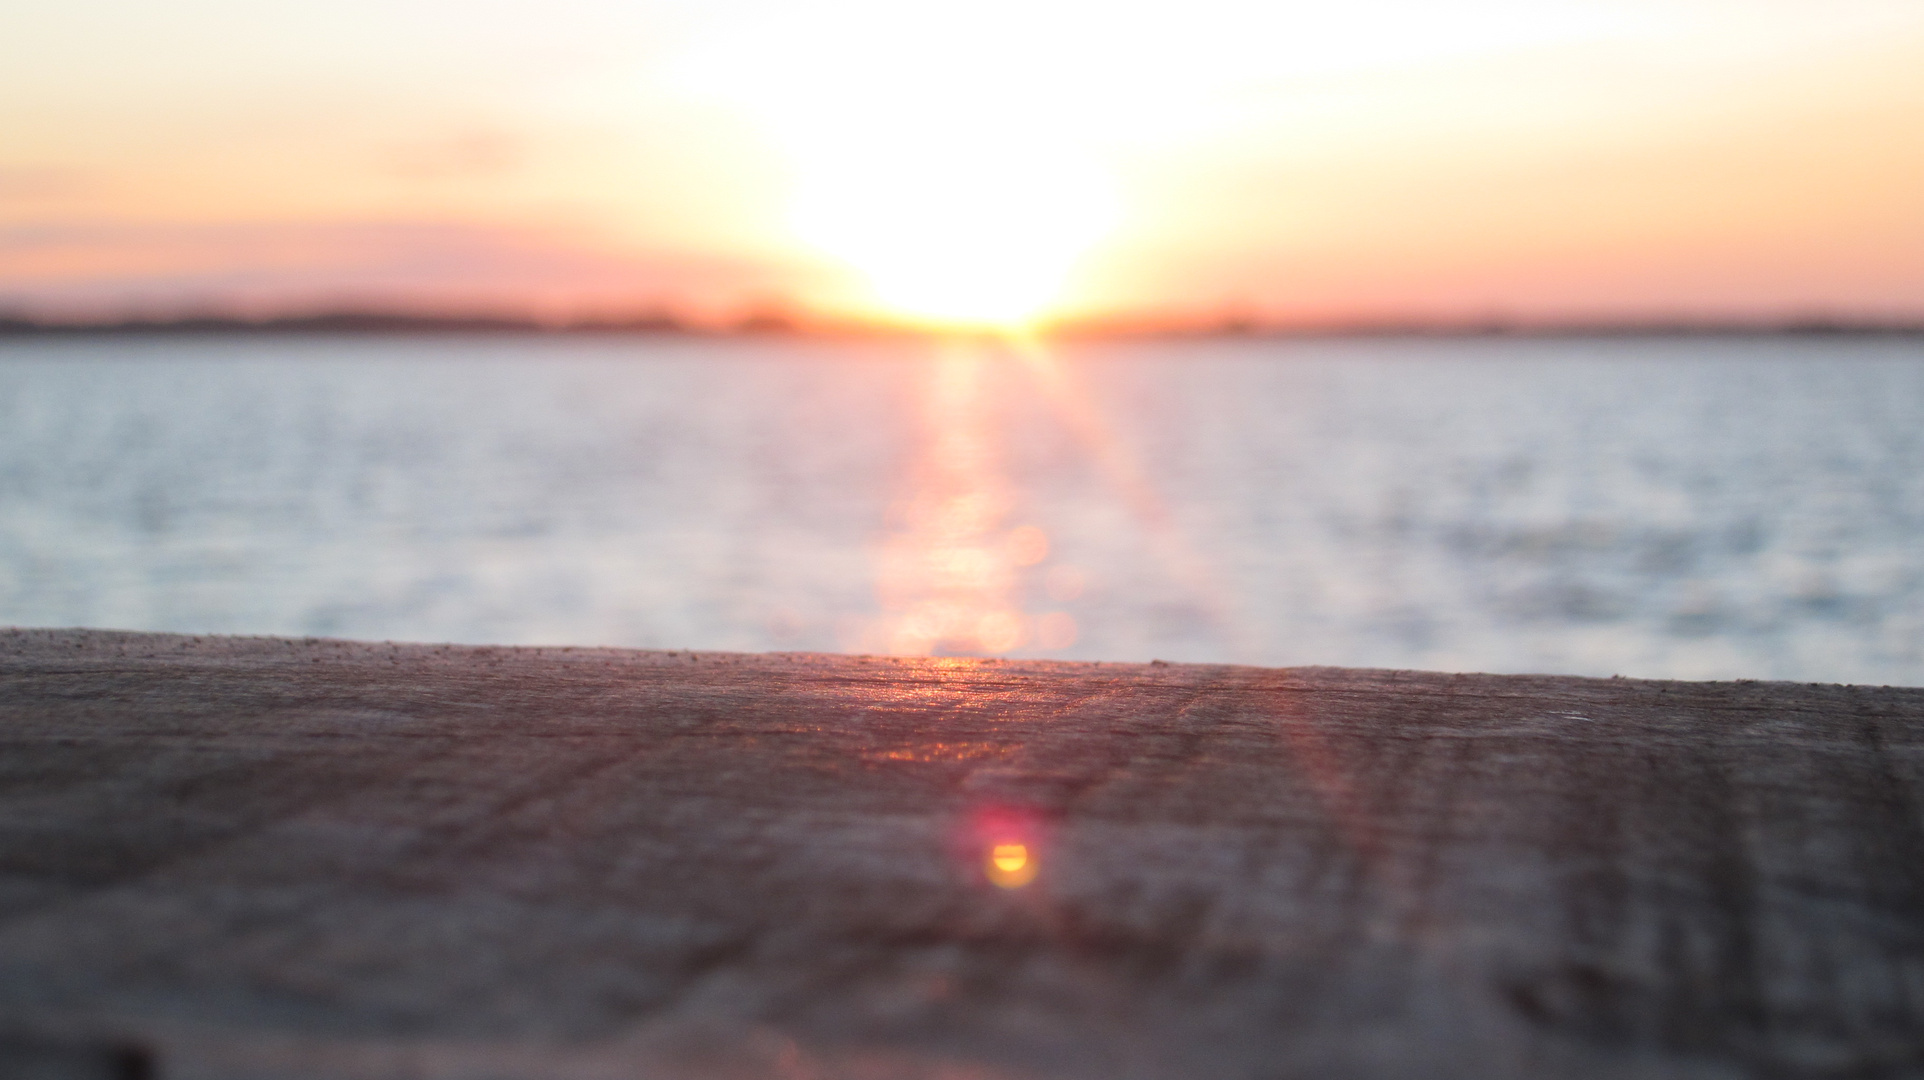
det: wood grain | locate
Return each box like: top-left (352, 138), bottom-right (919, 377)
top-left (2, 628), bottom-right (1921, 1079)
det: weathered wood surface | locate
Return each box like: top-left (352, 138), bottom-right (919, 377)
top-left (2, 629), bottom-right (1923, 1080)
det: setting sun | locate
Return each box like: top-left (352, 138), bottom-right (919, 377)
top-left (3, 0), bottom-right (1922, 323)
top-left (790, 146), bottom-right (1115, 328)
top-left (671, 1), bottom-right (1127, 327)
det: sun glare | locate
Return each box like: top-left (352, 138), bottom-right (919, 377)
top-left (669, 1), bottom-right (1135, 328)
top-left (663, 0), bottom-right (1665, 326)
top-left (791, 145), bottom-right (1116, 329)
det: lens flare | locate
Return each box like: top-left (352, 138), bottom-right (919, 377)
top-left (986, 842), bottom-right (1037, 889)
top-left (1005, 333), bottom-right (1260, 658)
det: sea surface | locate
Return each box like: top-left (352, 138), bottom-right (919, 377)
top-left (2, 332), bottom-right (1921, 684)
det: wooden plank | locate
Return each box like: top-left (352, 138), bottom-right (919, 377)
top-left (1, 628), bottom-right (1921, 1079)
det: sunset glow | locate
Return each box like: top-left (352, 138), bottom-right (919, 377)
top-left (672, 1), bottom-right (1127, 327)
top-left (3, 1), bottom-right (1922, 323)
top-left (788, 148), bottom-right (1114, 329)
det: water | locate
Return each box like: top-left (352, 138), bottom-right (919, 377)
top-left (2, 332), bottom-right (1920, 684)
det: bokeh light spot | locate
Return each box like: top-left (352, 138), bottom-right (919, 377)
top-left (987, 842), bottom-right (1037, 888)
top-left (1007, 525), bottom-right (1049, 566)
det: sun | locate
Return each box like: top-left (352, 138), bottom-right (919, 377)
top-left (668, 1), bottom-right (1126, 330)
top-left (791, 142), bottom-right (1117, 329)
top-left (660, 0), bottom-right (1666, 328)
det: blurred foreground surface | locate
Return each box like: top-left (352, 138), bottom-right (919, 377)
top-left (2, 333), bottom-right (1922, 684)
top-left (3, 628), bottom-right (1922, 1079)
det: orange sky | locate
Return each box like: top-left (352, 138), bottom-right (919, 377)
top-left (3, 0), bottom-right (1922, 328)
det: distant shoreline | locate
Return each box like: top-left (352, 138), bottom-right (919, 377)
top-left (3, 311), bottom-right (1922, 340)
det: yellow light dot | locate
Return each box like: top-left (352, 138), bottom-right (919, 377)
top-left (986, 842), bottom-right (1037, 888)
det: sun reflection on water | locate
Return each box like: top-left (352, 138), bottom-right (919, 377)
top-left (864, 342), bottom-right (1076, 656)
top-left (853, 333), bottom-right (1250, 659)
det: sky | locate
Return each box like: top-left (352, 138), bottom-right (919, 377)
top-left (3, 0), bottom-right (1923, 328)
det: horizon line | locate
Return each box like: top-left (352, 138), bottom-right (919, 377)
top-left (4, 309), bottom-right (1923, 341)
